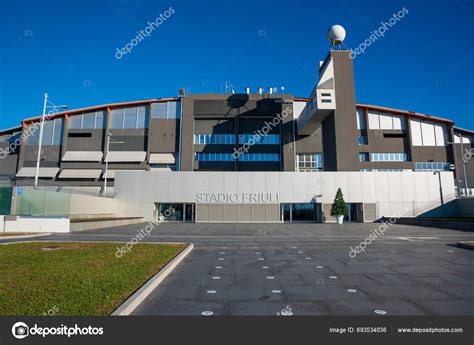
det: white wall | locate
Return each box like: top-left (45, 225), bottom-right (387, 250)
top-left (114, 171), bottom-right (456, 221)
top-left (4, 217), bottom-right (70, 233)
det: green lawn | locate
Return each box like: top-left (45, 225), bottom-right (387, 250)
top-left (0, 241), bottom-right (186, 315)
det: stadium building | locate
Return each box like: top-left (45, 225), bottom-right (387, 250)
top-left (0, 49), bottom-right (472, 223)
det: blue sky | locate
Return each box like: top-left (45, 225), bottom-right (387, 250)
top-left (0, 0), bottom-right (473, 129)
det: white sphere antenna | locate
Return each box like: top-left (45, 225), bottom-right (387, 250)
top-left (326, 25), bottom-right (347, 49)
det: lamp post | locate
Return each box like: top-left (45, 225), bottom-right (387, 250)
top-left (103, 132), bottom-right (124, 196)
top-left (34, 93), bottom-right (68, 189)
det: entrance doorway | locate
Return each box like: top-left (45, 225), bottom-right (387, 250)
top-left (344, 203), bottom-right (361, 222)
top-left (281, 203), bottom-right (320, 222)
top-left (156, 203), bottom-right (195, 222)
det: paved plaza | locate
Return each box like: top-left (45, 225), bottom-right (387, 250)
top-left (2, 222), bottom-right (473, 316)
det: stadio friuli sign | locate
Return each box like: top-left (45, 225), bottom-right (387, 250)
top-left (195, 192), bottom-right (279, 203)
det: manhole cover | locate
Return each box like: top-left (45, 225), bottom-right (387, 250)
top-left (41, 246), bottom-right (63, 251)
top-left (201, 311), bottom-right (213, 316)
top-left (374, 309), bottom-right (387, 315)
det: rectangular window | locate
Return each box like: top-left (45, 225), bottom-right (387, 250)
top-left (240, 153), bottom-right (280, 162)
top-left (238, 134), bottom-right (280, 145)
top-left (42, 120), bottom-right (54, 145)
top-left (414, 162), bottom-right (449, 172)
top-left (358, 136), bottom-right (367, 145)
top-left (371, 153), bottom-right (409, 162)
top-left (52, 118), bottom-right (63, 145)
top-left (81, 112), bottom-right (95, 129)
top-left (27, 118), bottom-right (63, 146)
top-left (297, 153), bottom-right (323, 171)
top-left (151, 101), bottom-right (180, 119)
top-left (195, 152), bottom-right (235, 161)
top-left (368, 111), bottom-right (380, 129)
top-left (69, 115), bottom-right (82, 129)
top-left (167, 101), bottom-right (180, 118)
top-left (136, 106), bottom-right (148, 128)
top-left (379, 113), bottom-right (394, 129)
top-left (359, 152), bottom-right (369, 162)
top-left (123, 107), bottom-right (137, 128)
top-left (194, 134), bottom-right (236, 145)
top-left (356, 109), bottom-right (366, 129)
top-left (110, 109), bottom-right (124, 129)
top-left (95, 111), bottom-right (106, 129)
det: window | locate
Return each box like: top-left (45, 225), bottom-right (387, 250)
top-left (410, 119), bottom-right (448, 147)
top-left (356, 109), bottom-right (366, 129)
top-left (95, 111), bottom-right (106, 129)
top-left (110, 109), bottom-right (124, 129)
top-left (359, 152), bottom-right (369, 162)
top-left (414, 162), bottom-right (450, 172)
top-left (367, 111), bottom-right (407, 130)
top-left (195, 152), bottom-right (234, 161)
top-left (358, 136), bottom-right (367, 145)
top-left (371, 153), bottom-right (409, 162)
top-left (297, 153), bottom-right (323, 171)
top-left (240, 153), bottom-right (280, 161)
top-left (69, 111), bottom-right (106, 130)
top-left (27, 118), bottom-right (64, 146)
top-left (194, 134), bottom-right (236, 145)
top-left (194, 152), bottom-right (280, 161)
top-left (239, 134), bottom-right (280, 145)
top-left (150, 163), bottom-right (176, 171)
top-left (81, 112), bottom-right (95, 129)
top-left (151, 101), bottom-right (181, 119)
top-left (110, 107), bottom-right (148, 129)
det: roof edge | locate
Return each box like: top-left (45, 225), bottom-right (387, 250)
top-left (21, 97), bottom-right (179, 125)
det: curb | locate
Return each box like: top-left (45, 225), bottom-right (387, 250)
top-left (457, 241), bottom-right (474, 250)
top-left (0, 233), bottom-right (51, 241)
top-left (111, 243), bottom-right (194, 316)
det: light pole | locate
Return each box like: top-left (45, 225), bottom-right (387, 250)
top-left (447, 136), bottom-right (469, 198)
top-left (34, 93), bottom-right (68, 189)
top-left (103, 132), bottom-right (124, 196)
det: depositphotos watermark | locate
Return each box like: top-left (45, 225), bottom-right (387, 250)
top-left (115, 205), bottom-right (176, 258)
top-left (232, 106), bottom-right (292, 159)
top-left (349, 206), bottom-right (409, 258)
top-left (115, 220), bottom-right (159, 258)
top-left (0, 110), bottom-right (57, 160)
top-left (464, 148), bottom-right (474, 163)
top-left (11, 321), bottom-right (103, 339)
top-left (349, 7), bottom-right (409, 60)
top-left (115, 6), bottom-right (175, 59)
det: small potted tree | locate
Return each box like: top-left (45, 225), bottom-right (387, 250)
top-left (330, 188), bottom-right (348, 224)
